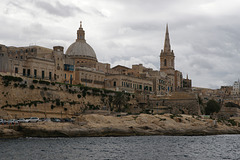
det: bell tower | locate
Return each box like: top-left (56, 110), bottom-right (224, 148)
top-left (160, 24), bottom-right (175, 72)
top-left (76, 21), bottom-right (86, 42)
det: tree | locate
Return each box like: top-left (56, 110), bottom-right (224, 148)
top-left (205, 99), bottom-right (221, 115)
top-left (113, 91), bottom-right (127, 112)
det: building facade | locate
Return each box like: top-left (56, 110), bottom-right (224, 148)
top-left (160, 24), bottom-right (184, 92)
top-left (0, 22), bottom-right (191, 96)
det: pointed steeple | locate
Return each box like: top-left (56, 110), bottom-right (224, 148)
top-left (160, 24), bottom-right (175, 71)
top-left (164, 24), bottom-right (171, 52)
top-left (76, 21), bottom-right (86, 42)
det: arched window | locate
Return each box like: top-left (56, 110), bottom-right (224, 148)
top-left (164, 59), bottom-right (167, 66)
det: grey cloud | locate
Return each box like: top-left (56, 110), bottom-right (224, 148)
top-left (7, 1), bottom-right (25, 10)
top-left (34, 1), bottom-right (86, 17)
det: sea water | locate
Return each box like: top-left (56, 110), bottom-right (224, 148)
top-left (0, 135), bottom-right (240, 160)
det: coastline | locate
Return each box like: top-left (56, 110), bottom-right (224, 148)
top-left (1, 114), bottom-right (240, 138)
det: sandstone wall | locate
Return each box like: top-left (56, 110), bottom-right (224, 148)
top-left (0, 75), bottom-right (130, 119)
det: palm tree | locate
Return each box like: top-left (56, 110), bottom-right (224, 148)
top-left (113, 91), bottom-right (127, 112)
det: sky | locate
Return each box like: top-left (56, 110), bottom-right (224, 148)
top-left (1, 0), bottom-right (240, 89)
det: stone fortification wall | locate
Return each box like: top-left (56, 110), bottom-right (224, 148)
top-left (150, 91), bottom-right (200, 115)
top-left (0, 75), bottom-right (135, 119)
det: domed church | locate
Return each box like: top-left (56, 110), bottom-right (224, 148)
top-left (0, 21), bottom-right (189, 96)
top-left (66, 21), bottom-right (97, 68)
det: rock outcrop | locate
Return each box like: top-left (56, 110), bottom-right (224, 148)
top-left (1, 114), bottom-right (240, 138)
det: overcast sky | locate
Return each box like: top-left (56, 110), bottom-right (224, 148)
top-left (1, 0), bottom-right (240, 89)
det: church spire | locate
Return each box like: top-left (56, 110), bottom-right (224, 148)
top-left (80, 21), bottom-right (82, 28)
top-left (164, 24), bottom-right (171, 52)
top-left (76, 21), bottom-right (85, 42)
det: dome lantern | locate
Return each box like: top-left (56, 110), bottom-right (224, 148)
top-left (66, 21), bottom-right (97, 62)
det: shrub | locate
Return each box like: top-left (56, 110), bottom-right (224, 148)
top-left (92, 88), bottom-right (101, 93)
top-left (2, 75), bottom-right (23, 82)
top-left (56, 99), bottom-right (61, 106)
top-left (20, 84), bottom-right (27, 88)
top-left (205, 100), bottom-right (221, 115)
top-left (228, 119), bottom-right (237, 126)
top-left (51, 105), bottom-right (55, 110)
top-left (51, 82), bottom-right (55, 85)
top-left (33, 80), bottom-right (38, 83)
top-left (39, 80), bottom-right (50, 85)
top-left (30, 85), bottom-right (35, 90)
top-left (82, 91), bottom-right (87, 97)
top-left (14, 83), bottom-right (19, 88)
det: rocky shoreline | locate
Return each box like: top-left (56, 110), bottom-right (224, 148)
top-left (1, 114), bottom-right (240, 138)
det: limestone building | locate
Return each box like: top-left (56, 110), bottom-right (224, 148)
top-left (160, 25), bottom-right (183, 92)
top-left (0, 22), bottom-right (191, 96)
top-left (231, 80), bottom-right (240, 95)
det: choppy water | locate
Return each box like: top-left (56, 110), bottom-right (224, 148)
top-left (0, 135), bottom-right (240, 160)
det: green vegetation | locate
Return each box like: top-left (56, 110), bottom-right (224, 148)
top-left (56, 99), bottom-right (61, 106)
top-left (228, 119), bottom-right (237, 126)
top-left (14, 83), bottom-right (19, 87)
top-left (2, 75), bottom-right (23, 87)
top-left (30, 85), bottom-right (35, 90)
top-left (39, 80), bottom-right (50, 85)
top-left (51, 105), bottom-right (55, 110)
top-left (225, 102), bottom-right (240, 109)
top-left (33, 80), bottom-right (38, 83)
top-left (205, 99), bottom-right (221, 115)
top-left (113, 91), bottom-right (127, 112)
top-left (19, 84), bottom-right (27, 88)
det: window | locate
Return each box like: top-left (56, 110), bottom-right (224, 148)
top-left (65, 74), bottom-right (66, 79)
top-left (149, 87), bottom-right (152, 91)
top-left (20, 56), bottom-right (23, 59)
top-left (34, 69), bottom-right (37, 78)
top-left (144, 86), bottom-right (148, 91)
top-left (113, 81), bottom-right (116, 87)
top-left (139, 85), bottom-right (142, 90)
top-left (49, 72), bottom-right (52, 80)
top-left (54, 74), bottom-right (56, 80)
top-left (27, 69), bottom-right (30, 76)
top-left (23, 69), bottom-right (26, 76)
top-left (42, 71), bottom-right (45, 79)
top-left (164, 59), bottom-right (167, 66)
top-left (15, 67), bottom-right (18, 73)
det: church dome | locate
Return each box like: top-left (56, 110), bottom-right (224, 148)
top-left (66, 41), bottom-right (97, 60)
top-left (66, 22), bottom-right (97, 61)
